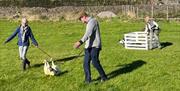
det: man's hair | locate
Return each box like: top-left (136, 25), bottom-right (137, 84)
top-left (78, 10), bottom-right (88, 21)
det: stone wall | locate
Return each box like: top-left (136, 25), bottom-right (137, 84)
top-left (0, 5), bottom-right (179, 21)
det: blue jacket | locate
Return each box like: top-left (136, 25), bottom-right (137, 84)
top-left (5, 25), bottom-right (38, 46)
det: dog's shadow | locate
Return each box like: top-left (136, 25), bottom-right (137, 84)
top-left (94, 60), bottom-right (146, 81)
top-left (43, 70), bottom-right (69, 77)
top-left (56, 70), bottom-right (68, 76)
top-left (160, 42), bottom-right (173, 49)
top-left (32, 55), bottom-right (84, 68)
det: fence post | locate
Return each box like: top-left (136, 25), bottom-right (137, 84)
top-left (122, 5), bottom-right (124, 15)
top-left (166, 5), bottom-right (169, 20)
top-left (136, 7), bottom-right (139, 19)
top-left (151, 5), bottom-right (154, 18)
top-left (175, 5), bottom-right (177, 20)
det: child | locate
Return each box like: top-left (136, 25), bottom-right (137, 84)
top-left (144, 16), bottom-right (161, 49)
top-left (4, 18), bottom-right (38, 71)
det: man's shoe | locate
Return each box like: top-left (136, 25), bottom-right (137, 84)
top-left (84, 80), bottom-right (91, 84)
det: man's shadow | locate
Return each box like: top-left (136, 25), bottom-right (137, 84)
top-left (160, 42), bottom-right (173, 49)
top-left (107, 60), bottom-right (146, 79)
top-left (32, 55), bottom-right (84, 68)
top-left (95, 60), bottom-right (146, 81)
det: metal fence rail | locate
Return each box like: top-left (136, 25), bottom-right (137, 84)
top-left (121, 5), bottom-right (180, 20)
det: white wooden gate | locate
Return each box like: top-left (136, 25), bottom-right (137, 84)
top-left (124, 32), bottom-right (158, 50)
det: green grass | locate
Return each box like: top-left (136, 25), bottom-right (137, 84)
top-left (0, 19), bottom-right (180, 91)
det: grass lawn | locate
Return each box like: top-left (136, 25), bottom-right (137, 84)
top-left (0, 19), bottom-right (180, 91)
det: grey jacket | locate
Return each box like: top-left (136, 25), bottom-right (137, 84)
top-left (144, 20), bottom-right (159, 33)
top-left (80, 17), bottom-right (101, 49)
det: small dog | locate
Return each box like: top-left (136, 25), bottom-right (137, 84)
top-left (44, 59), bottom-right (60, 76)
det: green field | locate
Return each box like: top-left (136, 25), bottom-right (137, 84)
top-left (0, 19), bottom-right (180, 91)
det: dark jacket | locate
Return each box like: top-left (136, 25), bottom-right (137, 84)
top-left (5, 25), bottom-right (38, 46)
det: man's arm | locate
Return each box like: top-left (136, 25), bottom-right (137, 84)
top-left (74, 20), bottom-right (96, 49)
top-left (79, 20), bottom-right (95, 44)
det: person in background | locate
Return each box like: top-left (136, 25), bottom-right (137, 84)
top-left (144, 16), bottom-right (161, 49)
top-left (4, 18), bottom-right (38, 71)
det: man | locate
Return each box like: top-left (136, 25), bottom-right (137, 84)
top-left (74, 11), bottom-right (108, 83)
top-left (4, 18), bottom-right (38, 71)
top-left (144, 16), bottom-right (161, 49)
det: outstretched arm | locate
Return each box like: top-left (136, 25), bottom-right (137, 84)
top-left (4, 28), bottom-right (19, 44)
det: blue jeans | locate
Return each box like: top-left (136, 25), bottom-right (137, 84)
top-left (19, 46), bottom-right (30, 70)
top-left (84, 48), bottom-right (107, 82)
top-left (19, 46), bottom-right (28, 60)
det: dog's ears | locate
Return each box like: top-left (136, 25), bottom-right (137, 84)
top-left (52, 61), bottom-right (55, 66)
top-left (44, 60), bottom-right (48, 63)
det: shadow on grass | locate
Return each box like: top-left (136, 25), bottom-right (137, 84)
top-left (94, 60), bottom-right (146, 81)
top-left (160, 42), bottom-right (173, 49)
top-left (54, 55), bottom-right (84, 62)
top-left (57, 70), bottom-right (68, 76)
top-left (44, 71), bottom-right (69, 77)
top-left (32, 55), bottom-right (84, 68)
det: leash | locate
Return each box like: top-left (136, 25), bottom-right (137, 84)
top-left (75, 24), bottom-right (85, 56)
top-left (77, 48), bottom-right (84, 56)
top-left (37, 47), bottom-right (52, 58)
